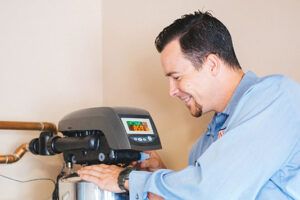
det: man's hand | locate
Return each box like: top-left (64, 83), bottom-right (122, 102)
top-left (148, 192), bottom-right (164, 200)
top-left (77, 164), bottom-right (125, 193)
top-left (135, 151), bottom-right (166, 172)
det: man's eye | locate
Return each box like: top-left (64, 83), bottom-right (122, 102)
top-left (174, 76), bottom-right (180, 80)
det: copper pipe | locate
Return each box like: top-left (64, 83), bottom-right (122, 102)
top-left (0, 121), bottom-right (57, 134)
top-left (0, 143), bottom-right (28, 164)
top-left (0, 121), bottom-right (57, 164)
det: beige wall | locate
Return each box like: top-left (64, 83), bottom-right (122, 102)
top-left (0, 1), bottom-right (102, 199)
top-left (103, 0), bottom-right (300, 170)
top-left (1, 0), bottom-right (300, 199)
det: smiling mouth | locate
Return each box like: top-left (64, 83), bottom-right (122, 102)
top-left (181, 96), bottom-right (191, 105)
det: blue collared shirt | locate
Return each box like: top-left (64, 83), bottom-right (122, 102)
top-left (129, 71), bottom-right (300, 200)
top-left (189, 71), bottom-right (259, 165)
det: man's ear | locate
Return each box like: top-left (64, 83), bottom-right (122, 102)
top-left (205, 54), bottom-right (220, 76)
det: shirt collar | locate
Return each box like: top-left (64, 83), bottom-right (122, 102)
top-left (206, 71), bottom-right (259, 136)
top-left (223, 71), bottom-right (259, 115)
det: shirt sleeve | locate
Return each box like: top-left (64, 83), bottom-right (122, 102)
top-left (129, 166), bottom-right (203, 200)
top-left (129, 76), bottom-right (300, 200)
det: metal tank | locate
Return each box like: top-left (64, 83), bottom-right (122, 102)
top-left (59, 176), bottom-right (129, 200)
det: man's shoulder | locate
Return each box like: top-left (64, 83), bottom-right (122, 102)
top-left (245, 74), bottom-right (298, 98)
top-left (252, 74), bottom-right (285, 90)
top-left (227, 74), bottom-right (300, 128)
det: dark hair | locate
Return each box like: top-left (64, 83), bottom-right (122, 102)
top-left (155, 11), bottom-right (241, 69)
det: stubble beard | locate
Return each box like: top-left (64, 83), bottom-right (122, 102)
top-left (187, 99), bottom-right (202, 118)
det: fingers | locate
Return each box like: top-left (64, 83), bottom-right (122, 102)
top-left (140, 159), bottom-right (155, 168)
top-left (131, 161), bottom-right (140, 168)
top-left (145, 151), bottom-right (159, 157)
top-left (77, 164), bottom-right (124, 193)
top-left (80, 164), bottom-right (110, 171)
top-left (131, 161), bottom-right (138, 166)
top-left (78, 164), bottom-right (118, 180)
top-left (138, 151), bottom-right (166, 172)
top-left (79, 168), bottom-right (102, 178)
top-left (148, 192), bottom-right (164, 200)
top-left (79, 173), bottom-right (102, 185)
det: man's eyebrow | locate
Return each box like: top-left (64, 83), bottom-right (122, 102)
top-left (165, 72), bottom-right (177, 77)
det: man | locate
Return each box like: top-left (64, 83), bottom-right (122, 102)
top-left (78, 11), bottom-right (300, 199)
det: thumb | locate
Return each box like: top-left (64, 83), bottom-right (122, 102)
top-left (140, 160), bottom-right (150, 168)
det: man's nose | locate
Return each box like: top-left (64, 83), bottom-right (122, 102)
top-left (169, 79), bottom-right (179, 97)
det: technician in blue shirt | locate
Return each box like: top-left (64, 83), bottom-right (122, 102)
top-left (78, 11), bottom-right (300, 200)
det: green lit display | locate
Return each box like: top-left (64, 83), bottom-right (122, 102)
top-left (127, 121), bottom-right (150, 131)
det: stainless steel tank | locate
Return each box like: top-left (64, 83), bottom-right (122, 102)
top-left (59, 176), bottom-right (129, 200)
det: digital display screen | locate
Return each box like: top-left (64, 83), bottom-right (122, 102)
top-left (121, 117), bottom-right (154, 134)
top-left (127, 121), bottom-right (149, 131)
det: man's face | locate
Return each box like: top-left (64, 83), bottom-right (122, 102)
top-left (161, 39), bottom-right (215, 117)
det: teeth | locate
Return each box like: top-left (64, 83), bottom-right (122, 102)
top-left (182, 97), bottom-right (190, 103)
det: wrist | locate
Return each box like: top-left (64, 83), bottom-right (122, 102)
top-left (118, 166), bottom-right (133, 192)
top-left (124, 179), bottom-right (129, 191)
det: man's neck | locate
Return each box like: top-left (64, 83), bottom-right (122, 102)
top-left (216, 68), bottom-right (244, 113)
